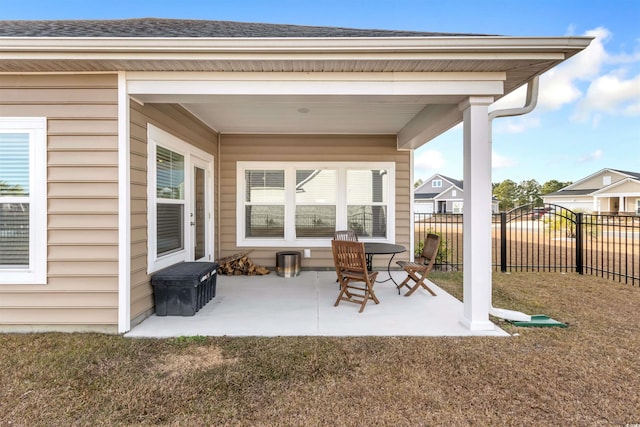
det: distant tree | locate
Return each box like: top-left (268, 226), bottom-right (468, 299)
top-left (541, 179), bottom-right (572, 195)
top-left (516, 179), bottom-right (542, 206)
top-left (493, 179), bottom-right (518, 211)
top-left (414, 179), bottom-right (423, 189)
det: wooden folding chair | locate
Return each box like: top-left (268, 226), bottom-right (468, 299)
top-left (333, 230), bottom-right (359, 284)
top-left (331, 240), bottom-right (379, 313)
top-left (396, 233), bottom-right (441, 297)
top-left (333, 230), bottom-right (358, 241)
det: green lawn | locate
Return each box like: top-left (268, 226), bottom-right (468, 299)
top-left (1, 272), bottom-right (639, 426)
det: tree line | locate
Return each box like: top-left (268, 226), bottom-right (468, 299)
top-left (413, 178), bottom-right (572, 212)
top-left (492, 179), bottom-right (572, 211)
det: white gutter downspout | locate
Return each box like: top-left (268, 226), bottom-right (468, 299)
top-left (487, 76), bottom-right (539, 323)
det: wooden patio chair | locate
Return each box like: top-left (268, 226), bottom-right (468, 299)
top-left (331, 240), bottom-right (379, 313)
top-left (396, 233), bottom-right (441, 297)
top-left (333, 229), bottom-right (358, 241)
top-left (333, 230), bottom-right (359, 284)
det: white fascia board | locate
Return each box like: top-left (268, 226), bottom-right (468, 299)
top-left (0, 36), bottom-right (592, 55)
top-left (127, 71), bottom-right (506, 81)
top-left (126, 72), bottom-right (506, 97)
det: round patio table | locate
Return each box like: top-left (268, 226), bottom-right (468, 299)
top-left (363, 242), bottom-right (406, 294)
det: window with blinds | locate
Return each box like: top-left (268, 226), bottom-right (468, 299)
top-left (244, 170), bottom-right (285, 238)
top-left (0, 133), bottom-right (30, 267)
top-left (347, 169), bottom-right (388, 238)
top-left (237, 162), bottom-right (394, 246)
top-left (156, 146), bottom-right (185, 256)
top-left (0, 117), bottom-right (46, 284)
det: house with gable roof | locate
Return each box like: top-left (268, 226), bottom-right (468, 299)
top-left (414, 174), bottom-right (499, 214)
top-left (543, 168), bottom-right (640, 215)
top-left (0, 18), bottom-right (590, 333)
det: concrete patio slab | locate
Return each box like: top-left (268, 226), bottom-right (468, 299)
top-left (125, 271), bottom-right (509, 338)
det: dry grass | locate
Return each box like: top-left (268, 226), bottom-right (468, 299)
top-left (1, 272), bottom-right (639, 426)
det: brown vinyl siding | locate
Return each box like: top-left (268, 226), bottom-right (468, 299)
top-left (129, 103), bottom-right (218, 322)
top-left (0, 74), bottom-right (119, 330)
top-left (219, 134), bottom-right (411, 269)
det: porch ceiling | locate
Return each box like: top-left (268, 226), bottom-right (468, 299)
top-left (136, 93), bottom-right (468, 136)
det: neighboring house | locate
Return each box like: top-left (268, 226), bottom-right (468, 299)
top-left (0, 18), bottom-right (590, 333)
top-left (543, 169), bottom-right (640, 215)
top-left (414, 174), bottom-right (499, 214)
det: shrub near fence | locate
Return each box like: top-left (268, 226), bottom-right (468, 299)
top-left (414, 204), bottom-right (640, 286)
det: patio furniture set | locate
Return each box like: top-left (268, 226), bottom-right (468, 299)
top-left (332, 230), bottom-right (441, 313)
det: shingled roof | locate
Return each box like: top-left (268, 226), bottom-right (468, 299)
top-left (0, 18), bottom-right (485, 38)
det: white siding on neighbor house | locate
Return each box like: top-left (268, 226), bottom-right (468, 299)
top-left (0, 74), bottom-right (120, 331)
top-left (414, 201), bottom-right (434, 214)
top-left (544, 196), bottom-right (594, 212)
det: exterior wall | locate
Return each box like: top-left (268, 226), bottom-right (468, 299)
top-left (0, 74), bottom-right (120, 331)
top-left (606, 180), bottom-right (640, 193)
top-left (129, 103), bottom-right (218, 323)
top-left (414, 200), bottom-right (434, 214)
top-left (544, 196), bottom-right (594, 212)
top-left (219, 134), bottom-right (411, 269)
top-left (570, 170), bottom-right (626, 190)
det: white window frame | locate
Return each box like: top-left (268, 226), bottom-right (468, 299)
top-left (237, 161), bottom-right (395, 247)
top-left (0, 117), bottom-right (47, 285)
top-left (432, 179), bottom-right (442, 188)
top-left (147, 124), bottom-right (214, 273)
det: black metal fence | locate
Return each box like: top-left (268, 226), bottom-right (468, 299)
top-left (414, 203), bottom-right (640, 286)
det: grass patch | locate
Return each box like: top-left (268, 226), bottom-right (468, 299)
top-left (1, 273), bottom-right (639, 425)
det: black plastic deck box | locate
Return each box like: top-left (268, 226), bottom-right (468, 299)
top-left (151, 262), bottom-right (218, 316)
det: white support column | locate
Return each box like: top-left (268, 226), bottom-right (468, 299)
top-left (459, 96), bottom-right (495, 331)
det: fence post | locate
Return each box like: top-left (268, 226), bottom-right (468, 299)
top-left (575, 212), bottom-right (584, 275)
top-left (500, 212), bottom-right (507, 272)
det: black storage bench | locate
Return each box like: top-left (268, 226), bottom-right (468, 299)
top-left (151, 262), bottom-right (218, 316)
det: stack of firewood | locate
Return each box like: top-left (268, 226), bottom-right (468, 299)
top-left (216, 251), bottom-right (270, 276)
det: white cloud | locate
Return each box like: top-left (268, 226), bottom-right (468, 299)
top-left (576, 149), bottom-right (603, 163)
top-left (492, 152), bottom-right (517, 169)
top-left (492, 26), bottom-right (640, 128)
top-left (538, 27), bottom-right (611, 110)
top-left (492, 27), bottom-right (612, 112)
top-left (573, 72), bottom-right (640, 123)
top-left (493, 116), bottom-right (541, 134)
top-left (414, 149), bottom-right (445, 170)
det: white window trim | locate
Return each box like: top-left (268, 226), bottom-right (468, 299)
top-left (237, 161), bottom-right (395, 247)
top-left (432, 179), bottom-right (442, 188)
top-left (147, 124), bottom-right (214, 273)
top-left (0, 117), bottom-right (47, 285)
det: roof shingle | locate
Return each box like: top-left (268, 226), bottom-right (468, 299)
top-left (0, 18), bottom-right (488, 38)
